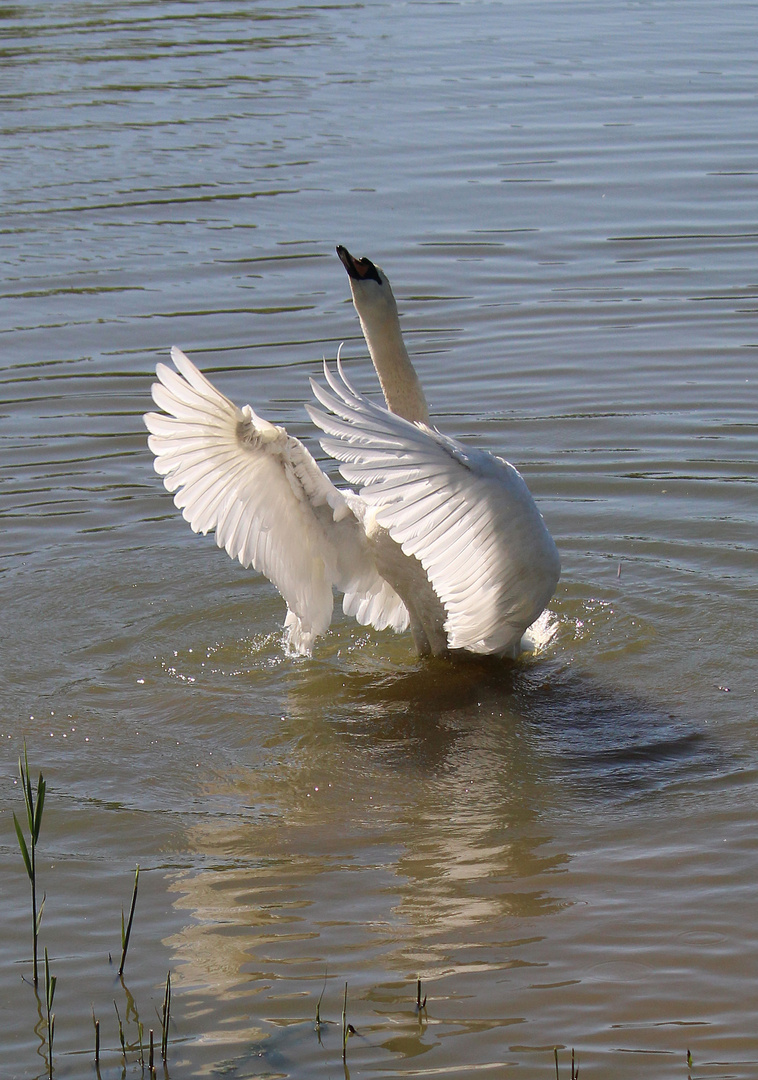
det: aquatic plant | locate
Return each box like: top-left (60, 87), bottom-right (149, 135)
top-left (44, 947), bottom-right (56, 1079)
top-left (114, 999), bottom-right (126, 1064)
top-left (416, 976), bottom-right (427, 1013)
top-left (554, 1046), bottom-right (578, 1079)
top-left (315, 966), bottom-right (328, 1031)
top-left (341, 981), bottom-right (349, 1061)
top-left (137, 1016), bottom-right (145, 1068)
top-left (118, 864), bottom-right (140, 977)
top-left (160, 969), bottom-right (171, 1061)
top-left (12, 742), bottom-right (46, 985)
top-left (92, 1009), bottom-right (100, 1067)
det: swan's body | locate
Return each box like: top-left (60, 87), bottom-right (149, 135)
top-left (144, 247), bottom-right (560, 658)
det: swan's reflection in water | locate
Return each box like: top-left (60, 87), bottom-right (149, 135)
top-left (165, 639), bottom-right (710, 1033)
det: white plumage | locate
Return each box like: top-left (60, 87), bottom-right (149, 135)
top-left (144, 247), bottom-right (560, 658)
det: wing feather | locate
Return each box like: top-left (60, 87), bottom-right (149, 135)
top-left (145, 347), bottom-right (408, 654)
top-left (308, 359), bottom-right (560, 655)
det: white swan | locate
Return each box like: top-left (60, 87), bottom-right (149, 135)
top-left (144, 246), bottom-right (560, 659)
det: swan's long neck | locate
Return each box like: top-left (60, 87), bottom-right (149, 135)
top-left (352, 288), bottom-right (430, 426)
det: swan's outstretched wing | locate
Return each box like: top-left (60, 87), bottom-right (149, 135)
top-left (144, 348), bottom-right (407, 655)
top-left (308, 360), bottom-right (560, 655)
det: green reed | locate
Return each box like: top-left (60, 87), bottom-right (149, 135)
top-left (416, 976), bottom-right (427, 1013)
top-left (160, 969), bottom-right (171, 1061)
top-left (44, 947), bottom-right (56, 1079)
top-left (118, 865), bottom-right (140, 976)
top-left (315, 974), bottom-right (326, 1029)
top-left (341, 981), bottom-right (349, 1061)
top-left (12, 742), bottom-right (46, 986)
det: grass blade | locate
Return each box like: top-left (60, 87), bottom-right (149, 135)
top-left (341, 981), bottom-right (348, 1061)
top-left (118, 865), bottom-right (140, 977)
top-left (114, 1000), bottom-right (126, 1062)
top-left (13, 813), bottom-right (33, 880)
top-left (34, 775), bottom-right (46, 842)
top-left (160, 970), bottom-right (171, 1060)
top-left (93, 1010), bottom-right (100, 1066)
top-left (315, 965), bottom-right (328, 1029)
top-left (15, 744), bottom-right (45, 985)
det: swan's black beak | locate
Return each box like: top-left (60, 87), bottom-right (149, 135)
top-left (337, 245), bottom-right (382, 285)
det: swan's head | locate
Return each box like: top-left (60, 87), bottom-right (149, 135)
top-left (336, 245), bottom-right (429, 423)
top-left (336, 244), bottom-right (398, 320)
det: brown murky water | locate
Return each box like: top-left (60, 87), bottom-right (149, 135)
top-left (1, 2), bottom-right (757, 1077)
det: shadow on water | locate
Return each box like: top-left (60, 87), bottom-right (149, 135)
top-left (285, 649), bottom-right (715, 807)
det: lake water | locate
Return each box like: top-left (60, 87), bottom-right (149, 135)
top-left (1, 1), bottom-right (757, 1077)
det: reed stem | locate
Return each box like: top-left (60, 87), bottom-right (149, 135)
top-left (160, 970), bottom-right (171, 1060)
top-left (13, 742), bottom-right (46, 986)
top-left (44, 948), bottom-right (56, 1079)
top-left (341, 981), bottom-right (348, 1061)
top-left (118, 865), bottom-right (139, 976)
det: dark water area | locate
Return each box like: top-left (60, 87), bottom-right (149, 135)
top-left (1, 2), bottom-right (757, 1077)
